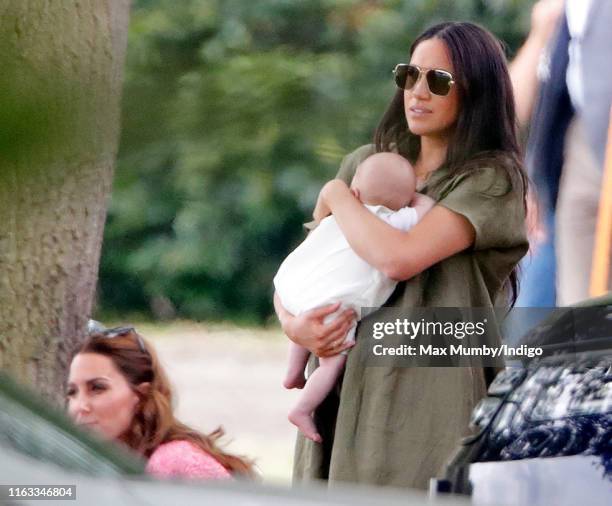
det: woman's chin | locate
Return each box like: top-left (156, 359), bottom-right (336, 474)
top-left (408, 125), bottom-right (436, 137)
top-left (407, 117), bottom-right (434, 135)
top-left (408, 123), bottom-right (453, 140)
top-left (408, 125), bottom-right (427, 136)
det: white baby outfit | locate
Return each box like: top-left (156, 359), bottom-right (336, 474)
top-left (274, 204), bottom-right (418, 344)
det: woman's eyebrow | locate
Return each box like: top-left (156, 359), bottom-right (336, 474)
top-left (86, 376), bottom-right (111, 384)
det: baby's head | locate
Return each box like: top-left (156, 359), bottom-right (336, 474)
top-left (350, 152), bottom-right (416, 210)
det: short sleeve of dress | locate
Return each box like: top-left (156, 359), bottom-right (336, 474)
top-left (436, 166), bottom-right (527, 251)
top-left (304, 144), bottom-right (376, 231)
top-left (335, 144), bottom-right (377, 184)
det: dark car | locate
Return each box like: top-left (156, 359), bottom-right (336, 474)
top-left (434, 295), bottom-right (612, 506)
top-left (0, 369), bottom-right (470, 505)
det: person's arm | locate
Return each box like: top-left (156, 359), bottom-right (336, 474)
top-left (509, 0), bottom-right (564, 125)
top-left (273, 292), bottom-right (356, 357)
top-left (312, 189), bottom-right (332, 223)
top-left (318, 179), bottom-right (475, 281)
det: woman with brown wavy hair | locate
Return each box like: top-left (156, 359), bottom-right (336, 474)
top-left (66, 326), bottom-right (254, 479)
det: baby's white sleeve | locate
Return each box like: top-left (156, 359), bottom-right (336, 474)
top-left (385, 207), bottom-right (419, 231)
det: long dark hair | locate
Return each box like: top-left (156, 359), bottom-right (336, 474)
top-left (374, 21), bottom-right (527, 305)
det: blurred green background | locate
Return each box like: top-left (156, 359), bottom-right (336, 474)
top-left (97, 0), bottom-right (533, 324)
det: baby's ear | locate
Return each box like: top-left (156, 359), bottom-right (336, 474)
top-left (350, 188), bottom-right (360, 201)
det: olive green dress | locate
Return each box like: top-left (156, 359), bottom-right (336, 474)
top-left (293, 145), bottom-right (529, 490)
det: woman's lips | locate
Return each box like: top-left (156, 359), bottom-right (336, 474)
top-left (408, 106), bottom-right (432, 115)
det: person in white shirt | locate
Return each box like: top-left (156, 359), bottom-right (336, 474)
top-left (274, 152), bottom-right (435, 442)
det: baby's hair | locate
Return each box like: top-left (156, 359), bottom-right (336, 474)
top-left (352, 152), bottom-right (416, 210)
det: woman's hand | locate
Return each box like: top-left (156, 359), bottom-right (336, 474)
top-left (274, 294), bottom-right (356, 357)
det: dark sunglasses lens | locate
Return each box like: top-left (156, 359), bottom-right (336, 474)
top-left (427, 70), bottom-right (452, 96)
top-left (394, 65), bottom-right (419, 90)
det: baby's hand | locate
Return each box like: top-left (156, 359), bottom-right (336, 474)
top-left (411, 193), bottom-right (436, 221)
top-left (410, 193), bottom-right (436, 213)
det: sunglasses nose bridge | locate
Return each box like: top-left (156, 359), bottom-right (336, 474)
top-left (411, 69), bottom-right (431, 96)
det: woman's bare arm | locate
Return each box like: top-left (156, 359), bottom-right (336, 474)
top-left (319, 179), bottom-right (475, 281)
top-left (509, 0), bottom-right (564, 125)
top-left (312, 190), bottom-right (332, 223)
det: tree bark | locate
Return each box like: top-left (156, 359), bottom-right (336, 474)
top-left (0, 0), bottom-right (130, 402)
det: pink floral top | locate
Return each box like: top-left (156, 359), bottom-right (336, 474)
top-left (146, 440), bottom-right (232, 480)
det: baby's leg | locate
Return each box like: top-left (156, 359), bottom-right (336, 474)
top-left (284, 342), bottom-right (310, 389)
top-left (288, 354), bottom-right (347, 443)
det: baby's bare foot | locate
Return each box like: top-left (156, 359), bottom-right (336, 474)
top-left (283, 370), bottom-right (306, 389)
top-left (288, 408), bottom-right (322, 443)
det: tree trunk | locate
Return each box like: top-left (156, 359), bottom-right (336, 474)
top-left (0, 0), bottom-right (130, 402)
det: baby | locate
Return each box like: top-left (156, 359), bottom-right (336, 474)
top-left (273, 152), bottom-right (435, 442)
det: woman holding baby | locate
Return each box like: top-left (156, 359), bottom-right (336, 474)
top-left (274, 21), bottom-right (528, 489)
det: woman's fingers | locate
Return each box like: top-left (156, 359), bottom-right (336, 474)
top-left (324, 323), bottom-right (352, 346)
top-left (300, 305), bottom-right (356, 355)
top-left (321, 308), bottom-right (355, 335)
top-left (319, 339), bottom-right (355, 358)
top-left (307, 302), bottom-right (342, 320)
top-left (317, 320), bottom-right (355, 356)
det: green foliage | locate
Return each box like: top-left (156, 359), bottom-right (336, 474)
top-left (99, 0), bottom-right (533, 322)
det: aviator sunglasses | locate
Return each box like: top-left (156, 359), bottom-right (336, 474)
top-left (393, 63), bottom-right (455, 96)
